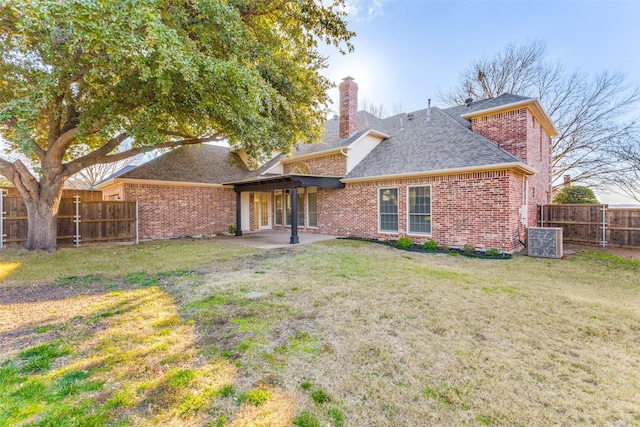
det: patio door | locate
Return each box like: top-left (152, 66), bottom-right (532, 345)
top-left (253, 193), bottom-right (271, 229)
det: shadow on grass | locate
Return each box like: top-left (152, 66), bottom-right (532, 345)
top-left (0, 271), bottom-right (249, 426)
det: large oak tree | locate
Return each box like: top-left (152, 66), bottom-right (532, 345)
top-left (0, 0), bottom-right (353, 251)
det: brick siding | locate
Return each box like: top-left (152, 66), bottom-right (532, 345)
top-left (117, 183), bottom-right (236, 240)
top-left (471, 107), bottom-right (552, 228)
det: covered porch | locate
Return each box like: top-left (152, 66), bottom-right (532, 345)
top-left (227, 174), bottom-right (344, 244)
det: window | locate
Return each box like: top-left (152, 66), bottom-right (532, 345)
top-left (274, 190), bottom-right (283, 225)
top-left (283, 189), bottom-right (305, 227)
top-left (285, 191), bottom-right (292, 225)
top-left (307, 187), bottom-right (317, 227)
top-left (291, 162), bottom-right (310, 174)
top-left (408, 186), bottom-right (431, 234)
top-left (297, 190), bottom-right (305, 226)
top-left (379, 188), bottom-right (398, 232)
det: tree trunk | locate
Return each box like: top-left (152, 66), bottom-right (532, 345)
top-left (25, 198), bottom-right (60, 251)
top-left (22, 181), bottom-right (64, 252)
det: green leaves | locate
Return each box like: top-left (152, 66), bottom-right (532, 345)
top-left (1, 0), bottom-right (353, 159)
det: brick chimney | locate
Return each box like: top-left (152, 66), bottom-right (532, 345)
top-left (339, 76), bottom-right (358, 139)
top-left (563, 175), bottom-right (571, 188)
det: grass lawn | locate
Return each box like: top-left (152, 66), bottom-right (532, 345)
top-left (1, 239), bottom-right (639, 426)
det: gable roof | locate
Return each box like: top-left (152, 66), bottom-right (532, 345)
top-left (343, 106), bottom-right (533, 181)
top-left (441, 93), bottom-right (532, 128)
top-left (97, 93), bottom-right (549, 188)
top-left (100, 144), bottom-right (249, 186)
top-left (94, 165), bottom-right (138, 188)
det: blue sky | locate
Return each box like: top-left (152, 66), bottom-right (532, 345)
top-left (320, 0), bottom-right (640, 203)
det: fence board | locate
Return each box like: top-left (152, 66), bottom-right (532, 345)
top-left (1, 194), bottom-right (136, 247)
top-left (540, 204), bottom-right (640, 247)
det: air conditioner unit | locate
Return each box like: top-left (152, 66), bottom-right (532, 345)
top-left (527, 227), bottom-right (563, 259)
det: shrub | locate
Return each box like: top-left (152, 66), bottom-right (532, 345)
top-left (395, 237), bottom-right (413, 249)
top-left (552, 186), bottom-right (599, 204)
top-left (423, 240), bottom-right (438, 251)
top-left (462, 244), bottom-right (475, 254)
top-left (485, 248), bottom-right (501, 257)
top-left (228, 225), bottom-right (237, 234)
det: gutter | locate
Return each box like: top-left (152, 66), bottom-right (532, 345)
top-left (341, 162), bottom-right (537, 184)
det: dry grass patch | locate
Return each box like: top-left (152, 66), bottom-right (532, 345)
top-left (1, 239), bottom-right (639, 426)
top-left (0, 238), bottom-right (258, 287)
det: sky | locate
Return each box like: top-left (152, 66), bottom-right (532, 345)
top-left (318, 0), bottom-right (640, 203)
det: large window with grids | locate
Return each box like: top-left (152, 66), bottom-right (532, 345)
top-left (408, 186), bottom-right (431, 234)
top-left (379, 188), bottom-right (399, 232)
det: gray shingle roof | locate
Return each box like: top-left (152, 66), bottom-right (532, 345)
top-left (113, 93), bottom-right (535, 184)
top-left (118, 144), bottom-right (249, 183)
top-left (442, 93), bottom-right (533, 128)
top-left (344, 106), bottom-right (524, 180)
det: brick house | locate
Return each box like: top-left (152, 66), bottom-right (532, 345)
top-left (97, 77), bottom-right (556, 252)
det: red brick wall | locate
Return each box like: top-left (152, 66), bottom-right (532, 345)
top-left (472, 109), bottom-right (529, 161)
top-left (282, 153), bottom-right (347, 176)
top-left (313, 171), bottom-right (526, 252)
top-left (121, 183), bottom-right (236, 240)
top-left (339, 77), bottom-right (358, 139)
top-left (471, 107), bottom-right (553, 228)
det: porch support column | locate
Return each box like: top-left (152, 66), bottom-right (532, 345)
top-left (235, 190), bottom-right (243, 236)
top-left (290, 187), bottom-right (299, 244)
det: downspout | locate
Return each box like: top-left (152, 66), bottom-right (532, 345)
top-left (519, 174), bottom-right (528, 249)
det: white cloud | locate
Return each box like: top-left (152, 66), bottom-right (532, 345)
top-left (343, 0), bottom-right (384, 22)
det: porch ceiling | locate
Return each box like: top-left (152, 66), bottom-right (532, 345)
top-left (226, 174), bottom-right (345, 193)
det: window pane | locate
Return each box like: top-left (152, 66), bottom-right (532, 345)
top-left (275, 192), bottom-right (282, 225)
top-left (408, 186), bottom-right (431, 234)
top-left (285, 193), bottom-right (292, 225)
top-left (308, 188), bottom-right (317, 227)
top-left (297, 192), bottom-right (305, 226)
top-left (379, 188), bottom-right (398, 232)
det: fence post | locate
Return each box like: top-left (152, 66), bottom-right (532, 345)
top-left (540, 205), bottom-right (544, 227)
top-left (74, 195), bottom-right (81, 247)
top-left (601, 204), bottom-right (607, 248)
top-left (135, 201), bottom-right (139, 245)
top-left (0, 188), bottom-right (4, 249)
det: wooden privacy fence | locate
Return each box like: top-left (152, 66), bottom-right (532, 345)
top-left (0, 190), bottom-right (138, 247)
top-left (539, 204), bottom-right (640, 247)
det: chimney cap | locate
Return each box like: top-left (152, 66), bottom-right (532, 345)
top-left (342, 76), bottom-right (355, 82)
top-left (464, 97), bottom-right (473, 106)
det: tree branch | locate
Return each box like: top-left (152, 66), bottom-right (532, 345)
top-left (63, 134), bottom-right (223, 177)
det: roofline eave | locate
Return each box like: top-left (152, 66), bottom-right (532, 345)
top-left (341, 162), bottom-right (537, 184)
top-left (461, 98), bottom-right (558, 137)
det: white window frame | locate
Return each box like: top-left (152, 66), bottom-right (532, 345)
top-left (407, 185), bottom-right (432, 236)
top-left (378, 187), bottom-right (399, 234)
top-left (307, 187), bottom-right (318, 228)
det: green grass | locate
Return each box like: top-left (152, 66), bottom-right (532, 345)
top-left (238, 388), bottom-right (271, 406)
top-left (0, 239), bottom-right (257, 287)
top-left (1, 239), bottom-right (639, 426)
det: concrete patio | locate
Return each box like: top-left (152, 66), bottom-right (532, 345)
top-left (218, 230), bottom-right (336, 249)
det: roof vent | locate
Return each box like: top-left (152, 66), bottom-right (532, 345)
top-left (407, 113), bottom-right (415, 121)
top-left (426, 99), bottom-right (431, 122)
top-left (464, 97), bottom-right (473, 106)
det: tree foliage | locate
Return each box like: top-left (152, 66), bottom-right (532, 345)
top-left (552, 186), bottom-right (599, 204)
top-left (0, 0), bottom-right (353, 250)
top-left (439, 41), bottom-right (640, 191)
